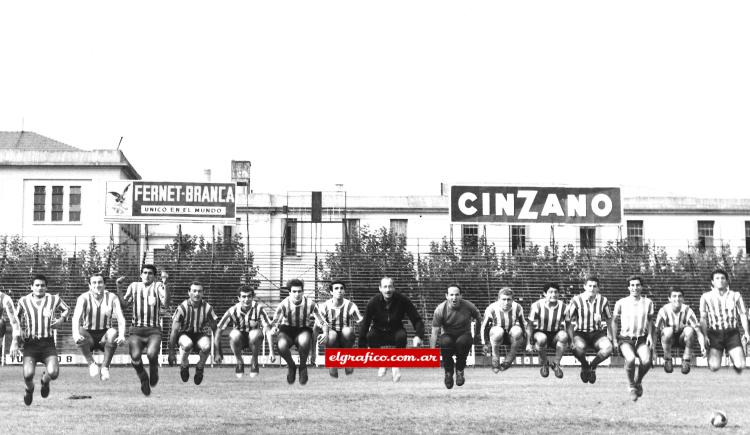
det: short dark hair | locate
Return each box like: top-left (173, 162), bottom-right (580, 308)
top-left (89, 273), bottom-right (105, 283)
top-left (237, 285), bottom-right (254, 296)
top-left (584, 276), bottom-right (600, 285)
top-left (31, 274), bottom-right (48, 286)
top-left (446, 284), bottom-right (462, 294)
top-left (498, 287), bottom-right (513, 298)
top-left (627, 275), bottom-right (643, 285)
top-left (190, 280), bottom-right (204, 289)
top-left (329, 280), bottom-right (346, 290)
top-left (711, 268), bottom-right (729, 282)
top-left (287, 279), bottom-right (304, 289)
top-left (668, 287), bottom-right (683, 297)
top-left (543, 282), bottom-right (559, 292)
top-left (142, 264), bottom-right (157, 275)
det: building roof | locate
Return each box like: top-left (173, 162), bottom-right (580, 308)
top-left (0, 131), bottom-right (81, 151)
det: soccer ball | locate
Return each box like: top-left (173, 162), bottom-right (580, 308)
top-left (710, 410), bottom-right (727, 428)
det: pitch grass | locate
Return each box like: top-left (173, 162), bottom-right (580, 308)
top-left (0, 365), bottom-right (747, 434)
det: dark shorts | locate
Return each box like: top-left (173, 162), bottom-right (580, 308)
top-left (23, 337), bottom-right (58, 361)
top-left (366, 328), bottom-right (408, 348)
top-left (536, 331), bottom-right (564, 349)
top-left (129, 326), bottom-right (162, 345)
top-left (86, 329), bottom-right (109, 352)
top-left (662, 328), bottom-right (690, 348)
top-left (707, 328), bottom-right (742, 352)
top-left (618, 335), bottom-right (649, 349)
top-left (278, 325), bottom-right (313, 345)
top-left (573, 330), bottom-right (609, 349)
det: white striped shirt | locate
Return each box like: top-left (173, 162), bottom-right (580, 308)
top-left (75, 290), bottom-right (120, 330)
top-left (124, 281), bottom-right (167, 328)
top-left (276, 296), bottom-right (321, 328)
top-left (484, 301), bottom-right (525, 329)
top-left (567, 293), bottom-right (611, 333)
top-left (319, 298), bottom-right (362, 332)
top-left (700, 288), bottom-right (747, 330)
top-left (17, 293), bottom-right (70, 339)
top-left (0, 292), bottom-right (14, 319)
top-left (218, 300), bottom-right (271, 332)
top-left (173, 299), bottom-right (218, 333)
top-left (656, 304), bottom-right (698, 330)
top-left (529, 299), bottom-right (566, 332)
top-left (613, 296), bottom-right (654, 337)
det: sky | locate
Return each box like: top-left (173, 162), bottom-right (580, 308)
top-left (1, 1), bottom-right (749, 198)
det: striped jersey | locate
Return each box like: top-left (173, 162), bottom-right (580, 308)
top-left (528, 299), bottom-right (566, 332)
top-left (0, 292), bottom-right (13, 319)
top-left (613, 296), bottom-right (654, 337)
top-left (173, 299), bottom-right (218, 333)
top-left (75, 290), bottom-right (120, 330)
top-left (700, 288), bottom-right (747, 330)
top-left (275, 296), bottom-right (321, 328)
top-left (484, 301), bottom-right (526, 329)
top-left (656, 304), bottom-right (699, 330)
top-left (124, 281), bottom-right (167, 328)
top-left (318, 298), bottom-right (362, 332)
top-left (567, 293), bottom-right (611, 332)
top-left (218, 300), bottom-right (271, 332)
top-left (16, 293), bottom-right (70, 339)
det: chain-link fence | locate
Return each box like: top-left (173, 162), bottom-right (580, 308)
top-left (1, 229), bottom-right (748, 362)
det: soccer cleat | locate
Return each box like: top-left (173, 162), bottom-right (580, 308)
top-left (498, 361), bottom-right (512, 372)
top-left (235, 363), bottom-right (245, 379)
top-left (249, 360), bottom-right (259, 378)
top-left (455, 369), bottom-right (465, 387)
top-left (24, 389), bottom-right (33, 406)
top-left (100, 367), bottom-right (111, 381)
top-left (552, 362), bottom-right (564, 379)
top-left (89, 362), bottom-right (100, 378)
top-left (40, 377), bottom-right (50, 398)
top-left (635, 383), bottom-right (643, 398)
top-left (588, 368), bottom-right (597, 384)
top-left (540, 362), bottom-right (549, 378)
top-left (392, 367), bottom-right (402, 383)
top-left (629, 387), bottom-right (639, 402)
top-left (286, 362), bottom-right (297, 385)
top-left (194, 366), bottom-right (204, 385)
top-left (664, 358), bottom-right (673, 373)
top-left (345, 367), bottom-right (354, 376)
top-left (180, 366), bottom-right (190, 383)
top-left (299, 365), bottom-right (308, 385)
top-left (139, 373), bottom-right (151, 396)
top-left (149, 364), bottom-right (159, 387)
top-left (681, 360), bottom-right (691, 375)
top-left (444, 371), bottom-right (454, 389)
top-left (377, 367), bottom-right (388, 377)
top-left (579, 367), bottom-right (589, 383)
top-left (491, 356), bottom-right (501, 374)
top-left (329, 368), bottom-right (339, 378)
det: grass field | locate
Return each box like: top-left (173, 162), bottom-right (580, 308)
top-left (0, 364), bottom-right (747, 434)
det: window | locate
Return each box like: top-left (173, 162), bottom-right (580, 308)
top-left (746, 221), bottom-right (750, 255)
top-left (510, 225), bottom-right (526, 253)
top-left (223, 225), bottom-right (233, 244)
top-left (698, 220), bottom-right (714, 252)
top-left (390, 219), bottom-right (408, 241)
top-left (33, 186), bottom-right (46, 221)
top-left (626, 220), bottom-right (643, 248)
top-left (283, 219), bottom-right (297, 256)
top-left (343, 219), bottom-right (360, 245)
top-left (462, 224), bottom-right (478, 254)
top-left (580, 227), bottom-right (596, 250)
top-left (51, 186), bottom-right (64, 221)
top-left (69, 186), bottom-right (81, 222)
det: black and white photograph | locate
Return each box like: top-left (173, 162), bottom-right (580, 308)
top-left (1, 1), bottom-right (749, 433)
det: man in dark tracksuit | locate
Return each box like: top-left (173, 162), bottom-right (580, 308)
top-left (359, 276), bottom-right (425, 382)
